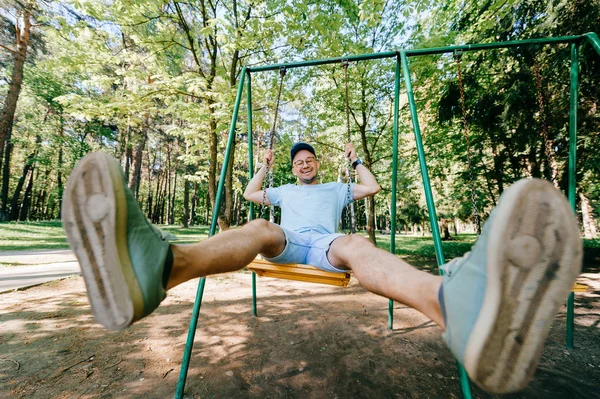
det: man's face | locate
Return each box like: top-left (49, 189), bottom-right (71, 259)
top-left (292, 149), bottom-right (319, 185)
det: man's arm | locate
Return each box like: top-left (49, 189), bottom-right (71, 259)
top-left (345, 143), bottom-right (381, 200)
top-left (243, 149), bottom-right (273, 205)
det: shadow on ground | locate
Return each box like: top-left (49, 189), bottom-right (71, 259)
top-left (0, 269), bottom-right (598, 399)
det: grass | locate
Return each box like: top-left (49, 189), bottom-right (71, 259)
top-left (0, 221), bottom-right (598, 272)
top-left (0, 220), bottom-right (69, 251)
top-left (0, 221), bottom-right (210, 251)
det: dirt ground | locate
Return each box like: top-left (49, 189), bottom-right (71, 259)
top-left (1, 268), bottom-right (599, 399)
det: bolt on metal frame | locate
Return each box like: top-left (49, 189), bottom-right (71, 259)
top-left (175, 32), bottom-right (600, 399)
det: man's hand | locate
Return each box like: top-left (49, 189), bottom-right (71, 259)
top-left (345, 143), bottom-right (358, 163)
top-left (244, 149), bottom-right (273, 204)
top-left (263, 149), bottom-right (274, 167)
top-left (344, 142), bottom-right (381, 200)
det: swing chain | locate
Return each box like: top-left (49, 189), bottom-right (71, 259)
top-left (343, 60), bottom-right (355, 234)
top-left (455, 54), bottom-right (481, 235)
top-left (261, 67), bottom-right (287, 220)
top-left (268, 67), bottom-right (287, 148)
top-left (343, 60), bottom-right (351, 143)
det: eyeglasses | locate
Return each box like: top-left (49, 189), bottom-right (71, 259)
top-left (293, 157), bottom-right (317, 167)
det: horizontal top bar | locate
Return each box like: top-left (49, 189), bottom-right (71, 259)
top-left (403, 35), bottom-right (583, 57)
top-left (246, 34), bottom-right (597, 74)
top-left (247, 51), bottom-right (398, 72)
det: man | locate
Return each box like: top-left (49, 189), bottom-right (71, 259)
top-left (62, 142), bottom-right (582, 394)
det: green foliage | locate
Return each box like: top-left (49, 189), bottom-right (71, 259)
top-left (0, 0), bottom-right (598, 238)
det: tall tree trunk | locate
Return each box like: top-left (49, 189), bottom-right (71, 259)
top-left (34, 167), bottom-right (50, 219)
top-left (580, 192), bottom-right (598, 239)
top-left (166, 146), bottom-right (172, 224)
top-left (43, 177), bottom-right (55, 218)
top-left (19, 166), bottom-right (35, 221)
top-left (183, 178), bottom-right (190, 228)
top-left (207, 102), bottom-right (218, 221)
top-left (152, 170), bottom-right (163, 223)
top-left (145, 151), bottom-right (155, 217)
top-left (0, 9), bottom-right (32, 180)
top-left (9, 152), bottom-right (33, 221)
top-left (125, 125), bottom-right (133, 181)
top-left (359, 125), bottom-right (377, 245)
top-left (170, 163), bottom-right (177, 225)
top-left (0, 130), bottom-right (14, 220)
top-left (205, 190), bottom-right (210, 226)
top-left (218, 135), bottom-right (236, 230)
top-left (160, 180), bottom-right (167, 224)
top-left (190, 182), bottom-right (197, 226)
top-left (129, 130), bottom-right (147, 199)
top-left (57, 120), bottom-right (65, 217)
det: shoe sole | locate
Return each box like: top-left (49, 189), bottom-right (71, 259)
top-left (62, 153), bottom-right (144, 330)
top-left (463, 178), bottom-right (582, 393)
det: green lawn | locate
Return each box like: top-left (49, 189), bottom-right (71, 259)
top-left (0, 221), bottom-right (210, 251)
top-left (0, 221), bottom-right (598, 272)
top-left (0, 221), bottom-right (69, 251)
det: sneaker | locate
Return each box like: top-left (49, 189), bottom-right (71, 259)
top-left (440, 178), bottom-right (582, 393)
top-left (62, 152), bottom-right (174, 330)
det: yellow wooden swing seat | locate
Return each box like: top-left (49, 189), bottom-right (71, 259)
top-left (571, 282), bottom-right (588, 293)
top-left (246, 257), bottom-right (352, 287)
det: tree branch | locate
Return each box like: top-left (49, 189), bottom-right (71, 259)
top-left (0, 43), bottom-right (17, 54)
top-left (174, 1), bottom-right (206, 80)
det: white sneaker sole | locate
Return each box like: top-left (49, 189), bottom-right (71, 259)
top-left (61, 153), bottom-right (143, 330)
top-left (464, 178), bottom-right (582, 393)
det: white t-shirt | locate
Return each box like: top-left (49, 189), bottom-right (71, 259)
top-left (266, 182), bottom-right (355, 234)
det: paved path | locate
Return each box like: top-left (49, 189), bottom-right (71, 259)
top-left (0, 249), bottom-right (80, 293)
top-left (0, 248), bottom-right (76, 264)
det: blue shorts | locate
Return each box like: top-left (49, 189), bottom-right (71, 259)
top-left (262, 227), bottom-right (349, 273)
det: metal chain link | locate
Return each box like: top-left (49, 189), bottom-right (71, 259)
top-left (343, 60), bottom-right (355, 234)
top-left (455, 53), bottom-right (481, 235)
top-left (261, 67), bottom-right (287, 220)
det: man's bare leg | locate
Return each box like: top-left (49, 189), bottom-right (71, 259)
top-left (327, 235), bottom-right (444, 327)
top-left (330, 179), bottom-right (582, 394)
top-left (63, 152), bottom-right (287, 330)
top-left (166, 219), bottom-right (286, 289)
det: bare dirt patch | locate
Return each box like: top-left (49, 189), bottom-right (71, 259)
top-left (1, 271), bottom-right (599, 399)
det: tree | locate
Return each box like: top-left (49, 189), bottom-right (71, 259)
top-left (0, 1), bottom-right (38, 219)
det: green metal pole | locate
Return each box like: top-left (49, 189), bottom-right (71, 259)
top-left (249, 51), bottom-right (397, 72)
top-left (247, 75), bottom-right (255, 222)
top-left (399, 52), bottom-right (445, 266)
top-left (388, 55), bottom-right (401, 330)
top-left (246, 71), bottom-right (259, 317)
top-left (400, 51), bottom-right (472, 399)
top-left (566, 44), bottom-right (579, 349)
top-left (583, 32), bottom-right (600, 55)
top-left (175, 69), bottom-right (247, 399)
top-left (175, 277), bottom-right (206, 398)
top-left (404, 35), bottom-right (582, 57)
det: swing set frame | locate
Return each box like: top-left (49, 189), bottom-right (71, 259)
top-left (174, 32), bottom-right (600, 399)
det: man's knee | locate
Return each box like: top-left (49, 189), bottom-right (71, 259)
top-left (332, 234), bottom-right (374, 256)
top-left (243, 219), bottom-right (284, 244)
top-left (329, 234), bottom-right (374, 267)
top-left (244, 218), bottom-right (270, 231)
top-left (345, 234), bottom-right (375, 250)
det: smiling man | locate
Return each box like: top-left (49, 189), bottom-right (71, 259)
top-left (62, 141), bottom-right (582, 394)
top-left (241, 142), bottom-right (380, 272)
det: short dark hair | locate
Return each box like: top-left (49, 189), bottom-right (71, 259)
top-left (290, 142), bottom-right (316, 162)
